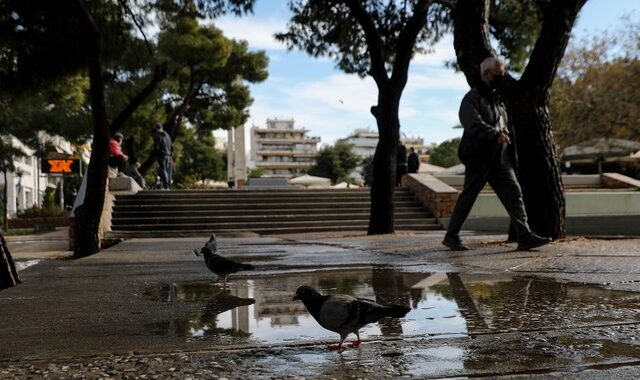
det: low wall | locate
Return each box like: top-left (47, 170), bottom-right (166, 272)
top-left (401, 174), bottom-right (458, 218)
top-left (405, 172), bottom-right (640, 236)
top-left (8, 217), bottom-right (70, 229)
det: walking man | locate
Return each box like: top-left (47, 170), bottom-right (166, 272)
top-left (442, 57), bottom-right (551, 251)
top-left (153, 123), bottom-right (173, 190)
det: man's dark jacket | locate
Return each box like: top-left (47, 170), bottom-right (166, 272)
top-left (457, 85), bottom-right (518, 167)
top-left (154, 130), bottom-right (172, 157)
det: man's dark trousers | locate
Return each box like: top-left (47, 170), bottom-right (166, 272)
top-left (447, 159), bottom-right (530, 238)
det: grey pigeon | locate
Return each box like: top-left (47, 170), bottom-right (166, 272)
top-left (293, 285), bottom-right (410, 351)
top-left (194, 234), bottom-right (254, 287)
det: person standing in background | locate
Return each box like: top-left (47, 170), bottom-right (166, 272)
top-left (407, 147), bottom-right (420, 174)
top-left (153, 123), bottom-right (173, 190)
top-left (396, 143), bottom-right (408, 186)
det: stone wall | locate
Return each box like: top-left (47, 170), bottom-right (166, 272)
top-left (8, 217), bottom-right (70, 229)
top-left (601, 173), bottom-right (640, 189)
top-left (401, 174), bottom-right (458, 218)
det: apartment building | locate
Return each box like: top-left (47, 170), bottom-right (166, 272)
top-left (339, 128), bottom-right (427, 181)
top-left (250, 118), bottom-right (320, 177)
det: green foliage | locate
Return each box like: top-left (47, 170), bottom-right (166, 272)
top-left (155, 4), bottom-right (268, 137)
top-left (361, 156), bottom-right (374, 187)
top-left (42, 188), bottom-right (57, 209)
top-left (276, 1), bottom-right (451, 77)
top-left (308, 141), bottom-right (360, 184)
top-left (16, 206), bottom-right (67, 219)
top-left (550, 19), bottom-right (640, 149)
top-left (173, 129), bottom-right (226, 186)
top-left (248, 167), bottom-right (266, 178)
top-left (488, 0), bottom-right (541, 72)
top-left (429, 138), bottom-right (461, 168)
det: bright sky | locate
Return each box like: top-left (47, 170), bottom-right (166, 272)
top-left (214, 0), bottom-right (639, 148)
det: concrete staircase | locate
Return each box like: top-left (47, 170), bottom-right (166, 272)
top-left (108, 188), bottom-right (441, 238)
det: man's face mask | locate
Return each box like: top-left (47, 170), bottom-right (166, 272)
top-left (490, 73), bottom-right (505, 89)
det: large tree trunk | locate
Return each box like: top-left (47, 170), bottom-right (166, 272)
top-left (505, 90), bottom-right (566, 238)
top-left (0, 232), bottom-right (21, 290)
top-left (453, 0), bottom-right (584, 239)
top-left (368, 96), bottom-right (401, 235)
top-left (73, 1), bottom-right (110, 258)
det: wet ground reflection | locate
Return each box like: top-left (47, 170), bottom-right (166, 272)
top-left (143, 269), bottom-right (640, 345)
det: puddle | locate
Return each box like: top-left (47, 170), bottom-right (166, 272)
top-left (142, 269), bottom-right (640, 346)
top-left (15, 259), bottom-right (40, 272)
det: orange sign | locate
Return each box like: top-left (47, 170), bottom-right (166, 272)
top-left (41, 157), bottom-right (80, 174)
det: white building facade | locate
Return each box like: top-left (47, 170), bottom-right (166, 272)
top-left (338, 128), bottom-right (426, 181)
top-left (250, 118), bottom-right (320, 177)
top-left (0, 135), bottom-right (74, 217)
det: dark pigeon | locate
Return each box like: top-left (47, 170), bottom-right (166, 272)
top-left (293, 285), bottom-right (410, 351)
top-left (194, 234), bottom-right (254, 287)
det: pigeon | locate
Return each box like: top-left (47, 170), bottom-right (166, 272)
top-left (293, 285), bottom-right (410, 351)
top-left (194, 234), bottom-right (254, 288)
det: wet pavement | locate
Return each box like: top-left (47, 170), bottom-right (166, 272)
top-left (3, 231), bottom-right (640, 378)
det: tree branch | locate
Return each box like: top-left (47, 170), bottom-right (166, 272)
top-left (117, 0), bottom-right (154, 57)
top-left (341, 0), bottom-right (388, 85)
top-left (453, 0), bottom-right (494, 89)
top-left (520, 0), bottom-right (587, 97)
top-left (434, 0), bottom-right (453, 10)
top-left (166, 67), bottom-right (201, 139)
top-left (391, 0), bottom-right (431, 88)
top-left (109, 63), bottom-right (167, 136)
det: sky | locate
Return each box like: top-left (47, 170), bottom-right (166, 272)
top-left (214, 0), bottom-right (640, 148)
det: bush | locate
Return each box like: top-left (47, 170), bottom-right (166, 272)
top-left (16, 206), bottom-right (68, 219)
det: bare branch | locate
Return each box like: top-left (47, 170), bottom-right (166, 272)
top-left (117, 0), bottom-right (154, 57)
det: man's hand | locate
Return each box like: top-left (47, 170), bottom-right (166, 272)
top-left (497, 133), bottom-right (511, 144)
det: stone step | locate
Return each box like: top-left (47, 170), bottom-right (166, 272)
top-left (112, 206), bottom-right (432, 218)
top-left (112, 201), bottom-right (425, 212)
top-left (109, 188), bottom-right (442, 237)
top-left (110, 217), bottom-right (438, 231)
top-left (107, 222), bottom-right (442, 238)
top-left (117, 190), bottom-right (408, 198)
top-left (116, 194), bottom-right (415, 205)
top-left (111, 212), bottom-right (436, 226)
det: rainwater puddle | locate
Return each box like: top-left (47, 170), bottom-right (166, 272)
top-left (142, 269), bottom-right (640, 346)
top-left (15, 259), bottom-right (40, 272)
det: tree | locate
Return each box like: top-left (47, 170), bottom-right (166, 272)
top-left (0, 136), bottom-right (26, 232)
top-left (277, 0), bottom-right (450, 234)
top-left (1, 0), bottom-right (258, 258)
top-left (361, 156), bottom-right (374, 187)
top-left (451, 0), bottom-right (587, 239)
top-left (137, 3), bottom-right (268, 176)
top-left (550, 22), bottom-right (640, 149)
top-left (309, 141), bottom-right (360, 184)
top-left (429, 138), bottom-right (460, 168)
top-left (248, 167), bottom-right (266, 178)
top-left (0, 232), bottom-right (21, 290)
top-left (173, 131), bottom-right (226, 186)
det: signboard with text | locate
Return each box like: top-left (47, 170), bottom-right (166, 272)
top-left (41, 155), bottom-right (80, 174)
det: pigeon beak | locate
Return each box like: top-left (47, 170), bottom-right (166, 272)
top-left (292, 294), bottom-right (300, 301)
top-left (193, 249), bottom-right (201, 256)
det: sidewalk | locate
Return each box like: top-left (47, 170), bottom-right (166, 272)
top-left (5, 228), bottom-right (72, 261)
top-left (2, 231), bottom-right (640, 378)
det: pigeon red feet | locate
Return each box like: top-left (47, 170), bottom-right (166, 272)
top-left (349, 339), bottom-right (363, 348)
top-left (327, 344), bottom-right (345, 352)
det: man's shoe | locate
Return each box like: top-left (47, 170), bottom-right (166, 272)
top-left (442, 235), bottom-right (469, 251)
top-left (517, 233), bottom-right (552, 251)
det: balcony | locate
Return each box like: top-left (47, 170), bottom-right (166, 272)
top-left (256, 137), bottom-right (321, 144)
top-left (255, 162), bottom-right (314, 169)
